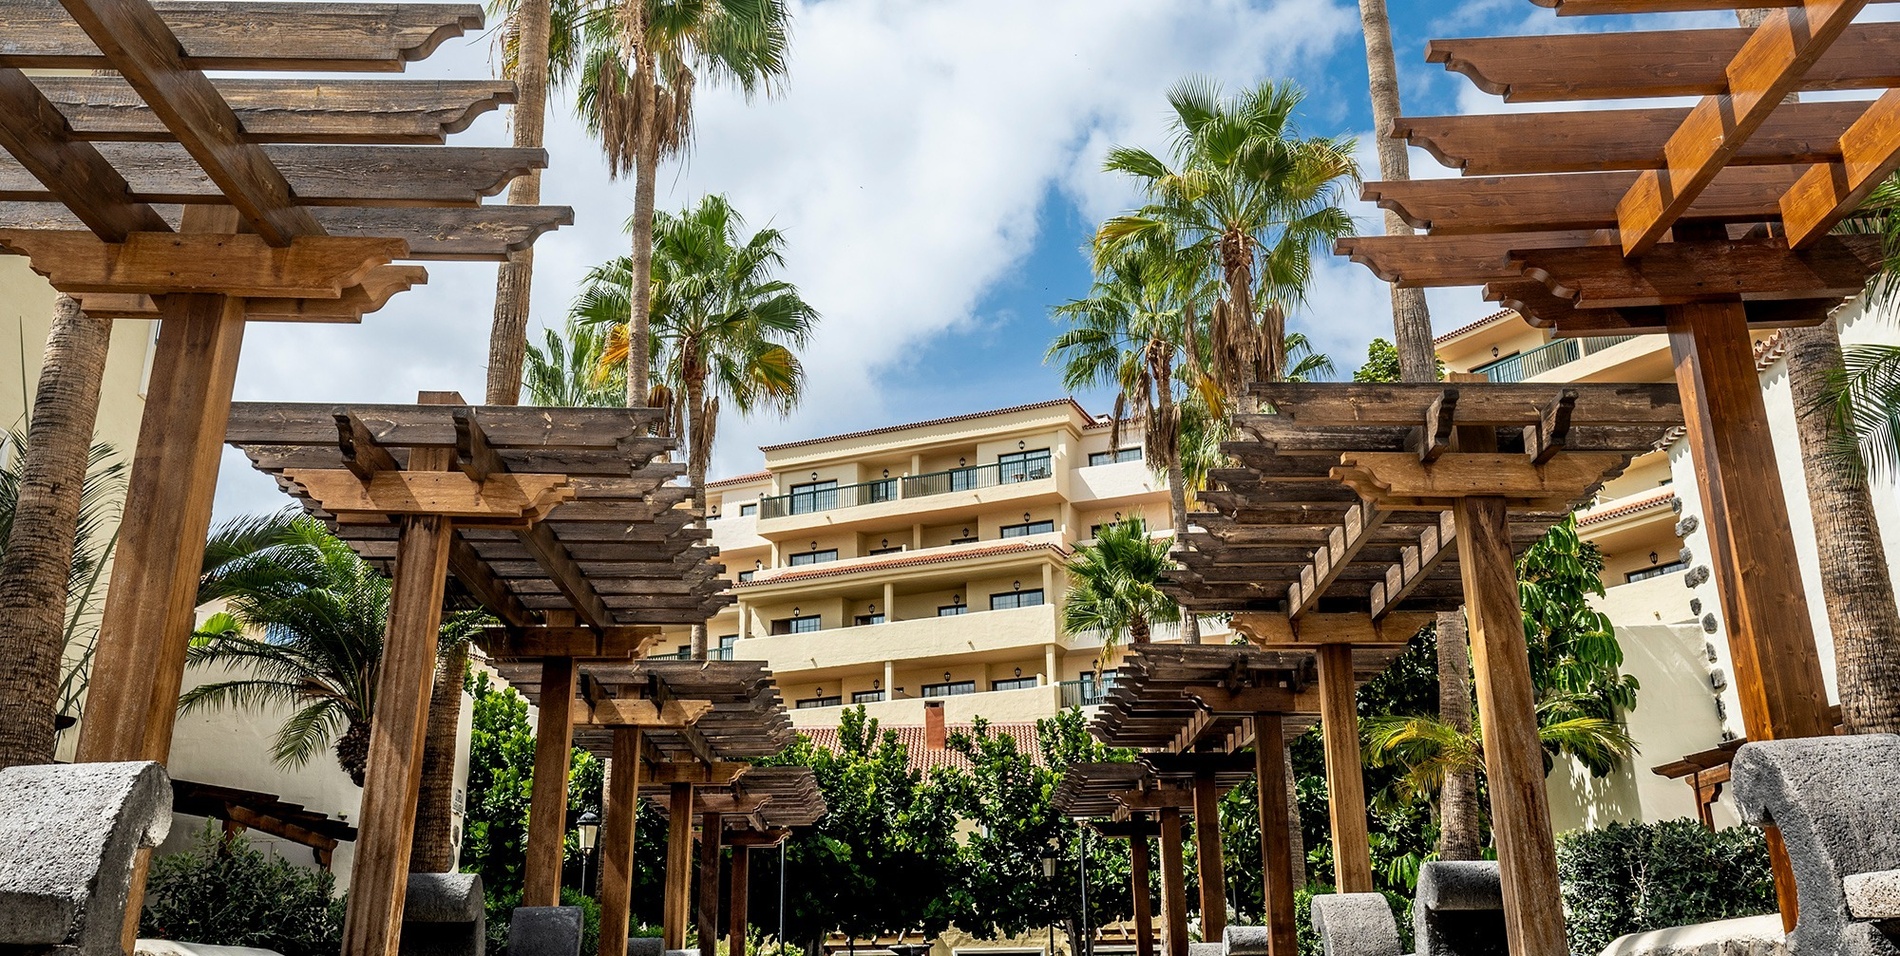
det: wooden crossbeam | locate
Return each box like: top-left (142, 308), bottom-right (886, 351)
top-left (1286, 501), bottom-right (1384, 618)
top-left (1536, 0), bottom-right (1895, 11)
top-left (0, 69), bottom-right (169, 240)
top-left (1181, 685), bottom-right (1319, 715)
top-left (450, 535), bottom-right (534, 627)
top-left (0, 231), bottom-right (402, 296)
top-left (1117, 788), bottom-right (1195, 811)
top-left (72, 263), bottom-right (429, 323)
top-left (1781, 89), bottom-right (1900, 247)
top-left (514, 521), bottom-right (615, 631)
top-left (1367, 166), bottom-right (1804, 235)
top-left (453, 410), bottom-right (505, 480)
top-left (0, 204), bottom-right (573, 261)
top-left (644, 762), bottom-right (750, 787)
top-left (1486, 279), bottom-right (1839, 334)
top-left (283, 469), bottom-right (574, 521)
top-left (1420, 389), bottom-right (1457, 463)
top-left (1334, 452), bottom-right (1632, 509)
top-left (577, 698), bottom-right (713, 729)
top-left (1338, 231), bottom-right (1605, 289)
top-left (723, 829), bottom-right (791, 848)
top-left (335, 410), bottom-right (398, 479)
top-left (1368, 512), bottom-right (1458, 618)
top-left (3, 0), bottom-right (484, 72)
top-left (0, 144), bottom-right (545, 206)
top-left (1515, 235), bottom-right (1883, 308)
top-left (1427, 24), bottom-right (1900, 103)
top-left (1616, 0), bottom-right (1871, 255)
top-left (476, 626), bottom-right (658, 660)
top-left (36, 76), bottom-right (515, 145)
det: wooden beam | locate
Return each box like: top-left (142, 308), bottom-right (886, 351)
top-left (1616, 0), bottom-right (1871, 255)
top-left (1232, 611), bottom-right (1433, 647)
top-left (1456, 496), bottom-right (1567, 956)
top-left (598, 730), bottom-right (644, 956)
top-left (0, 230), bottom-right (402, 297)
top-left (221, 803), bottom-right (340, 854)
top-left (1538, 0), bottom-right (1894, 11)
top-left (1253, 716), bottom-right (1296, 956)
top-left (0, 69), bottom-right (168, 240)
top-left (1369, 513), bottom-right (1459, 619)
top-left (728, 840), bottom-right (750, 956)
top-left (452, 409), bottom-right (505, 481)
top-left (696, 809), bottom-right (720, 956)
top-left (340, 514), bottom-right (453, 956)
top-left (1334, 452), bottom-right (1631, 509)
top-left (1191, 775), bottom-right (1226, 942)
top-left (521, 657), bottom-right (577, 907)
top-left (1286, 501), bottom-right (1386, 618)
top-left (2, 1), bottom-right (485, 72)
top-left (1253, 381), bottom-right (1681, 426)
top-left (1337, 231), bottom-right (1604, 289)
top-left (1781, 89), bottom-right (1900, 247)
top-left (514, 520), bottom-right (615, 631)
top-left (1180, 685), bottom-right (1319, 715)
top-left (663, 783), bottom-right (693, 949)
top-left (677, 793), bottom-right (770, 816)
top-left (645, 762), bottom-right (750, 788)
top-left (1420, 389), bottom-right (1457, 463)
top-left (1316, 646), bottom-right (1371, 895)
top-left (1515, 235), bottom-right (1883, 309)
top-left (448, 535), bottom-right (534, 628)
top-left (578, 698), bottom-right (714, 729)
top-left (35, 76), bottom-right (515, 145)
top-left (283, 469), bottom-right (575, 521)
top-left (335, 410), bottom-right (398, 479)
top-left (721, 829), bottom-right (790, 848)
top-left (0, 204), bottom-right (573, 262)
top-left (1117, 788), bottom-right (1195, 812)
top-left (1526, 390), bottom-right (1580, 465)
top-left (1158, 807), bottom-right (1189, 956)
top-left (1368, 166), bottom-right (1805, 236)
top-left (477, 626), bottom-right (658, 660)
top-left (1130, 832), bottom-right (1155, 956)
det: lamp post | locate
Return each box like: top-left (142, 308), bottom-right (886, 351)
top-left (1042, 840), bottom-right (1060, 956)
top-left (577, 810), bottom-right (600, 895)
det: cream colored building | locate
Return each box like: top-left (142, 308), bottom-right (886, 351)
top-left (1436, 303), bottom-right (1900, 831)
top-left (651, 399), bottom-right (1202, 729)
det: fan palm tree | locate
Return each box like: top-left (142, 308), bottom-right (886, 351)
top-left (575, 194), bottom-right (816, 657)
top-left (1096, 78), bottom-right (1356, 400)
top-left (1354, 0), bottom-right (1436, 384)
top-left (1061, 518), bottom-right (1181, 650)
top-left (1365, 694), bottom-right (1637, 809)
top-left (574, 0), bottom-right (793, 406)
top-left (1281, 331), bottom-right (1334, 383)
top-left (524, 320), bottom-right (626, 407)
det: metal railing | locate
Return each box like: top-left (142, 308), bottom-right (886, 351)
top-left (758, 477), bottom-right (898, 518)
top-left (1476, 335), bottom-right (1638, 383)
top-left (902, 453), bottom-right (1053, 499)
top-left (1057, 679), bottom-right (1117, 708)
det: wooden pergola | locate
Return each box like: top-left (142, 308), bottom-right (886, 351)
top-left (1339, 1), bottom-right (1896, 937)
top-left (171, 778), bottom-right (358, 870)
top-left (491, 657), bottom-right (796, 956)
top-left (226, 398), bottom-right (720, 956)
top-left (1053, 763), bottom-right (1181, 956)
top-left (1162, 382), bottom-right (1682, 956)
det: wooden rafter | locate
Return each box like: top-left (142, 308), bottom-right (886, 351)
top-left (0, 70), bottom-right (168, 240)
top-left (1515, 235), bottom-right (1883, 308)
top-left (35, 76), bottom-right (515, 145)
top-left (1286, 501), bottom-right (1384, 618)
top-left (1780, 89), bottom-right (1900, 247)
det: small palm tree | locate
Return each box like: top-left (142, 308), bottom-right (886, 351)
top-left (1062, 519), bottom-right (1181, 650)
top-left (1365, 694), bottom-right (1637, 805)
top-left (524, 320), bottom-right (625, 407)
top-left (1282, 331), bottom-right (1335, 383)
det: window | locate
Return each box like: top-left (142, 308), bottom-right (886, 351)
top-left (854, 613), bottom-right (886, 627)
top-left (991, 676), bottom-right (1039, 692)
top-left (716, 635), bottom-right (738, 661)
top-left (921, 680), bottom-right (976, 698)
top-left (737, 569), bottom-right (757, 583)
top-left (788, 480), bottom-right (838, 515)
top-left (937, 604), bottom-right (967, 617)
top-left (852, 689), bottom-right (886, 704)
top-left (868, 545), bottom-right (906, 556)
top-left (948, 535), bottom-right (978, 545)
top-left (738, 503), bottom-right (758, 517)
top-left (796, 695), bottom-right (842, 709)
top-left (990, 589), bottom-right (1045, 610)
top-left (788, 549), bottom-right (839, 567)
top-left (999, 520), bottom-right (1055, 538)
top-left (771, 615), bottom-right (822, 635)
top-left (1087, 447), bottom-right (1143, 467)
top-left (997, 448), bottom-right (1053, 482)
top-left (1626, 559), bottom-right (1690, 584)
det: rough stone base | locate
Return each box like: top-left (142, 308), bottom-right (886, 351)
top-left (1309, 895), bottom-right (1401, 956)
top-left (136, 941), bottom-right (284, 956)
top-left (509, 907), bottom-right (584, 956)
top-left (1848, 871), bottom-right (1900, 921)
top-left (1600, 915), bottom-right (1786, 956)
top-left (626, 937), bottom-right (665, 956)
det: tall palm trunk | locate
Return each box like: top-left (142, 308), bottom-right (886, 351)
top-left (1785, 322), bottom-right (1900, 733)
top-left (625, 44), bottom-right (660, 407)
top-left (1283, 750), bottom-right (1305, 888)
top-left (687, 376), bottom-right (709, 660)
top-left (485, 0), bottom-right (553, 406)
top-left (0, 296), bottom-right (112, 769)
top-left (1356, 0), bottom-right (1435, 383)
top-left (1435, 610), bottom-right (1482, 859)
top-left (412, 642), bottom-right (468, 871)
top-left (1154, 357), bottom-right (1201, 646)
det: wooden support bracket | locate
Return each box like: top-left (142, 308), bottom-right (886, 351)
top-left (0, 231), bottom-right (403, 296)
top-left (283, 468), bottom-right (574, 522)
top-left (1333, 451), bottom-right (1631, 509)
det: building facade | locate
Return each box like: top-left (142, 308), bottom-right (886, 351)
top-left (649, 399), bottom-right (1199, 730)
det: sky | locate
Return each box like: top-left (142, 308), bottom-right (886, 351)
top-left (211, 0), bottom-right (1745, 517)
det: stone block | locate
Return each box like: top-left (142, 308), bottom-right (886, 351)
top-left (1598, 914), bottom-right (1785, 956)
top-left (1222, 925), bottom-right (1275, 956)
top-left (136, 941), bottom-right (285, 956)
top-left (400, 872), bottom-right (484, 956)
top-left (509, 907), bottom-right (584, 956)
top-left (1188, 941), bottom-right (1224, 956)
top-left (626, 936), bottom-right (665, 956)
top-left (0, 761), bottom-right (172, 956)
top-left (1413, 861), bottom-right (1506, 956)
top-left (1309, 895), bottom-right (1401, 956)
top-left (1845, 870), bottom-right (1900, 920)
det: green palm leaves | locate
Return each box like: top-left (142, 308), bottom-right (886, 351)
top-left (1365, 694), bottom-right (1636, 804)
top-left (1061, 519), bottom-right (1182, 651)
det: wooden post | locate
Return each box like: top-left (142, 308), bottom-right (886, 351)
top-left (523, 656), bottom-right (579, 907)
top-left (728, 844), bottom-right (750, 956)
top-left (1253, 715), bottom-right (1295, 956)
top-left (340, 513), bottom-right (454, 956)
top-left (1190, 774), bottom-right (1226, 941)
top-left (697, 810), bottom-right (722, 956)
top-left (598, 730), bottom-right (644, 956)
top-left (663, 783), bottom-right (694, 950)
top-left (1316, 645), bottom-right (1372, 894)
top-left (1669, 300), bottom-right (1829, 929)
top-left (1157, 807), bottom-right (1188, 956)
top-left (1129, 834), bottom-right (1154, 956)
top-left (1455, 495), bottom-right (1566, 956)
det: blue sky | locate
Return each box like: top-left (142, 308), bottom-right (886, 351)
top-left (213, 0), bottom-right (1742, 515)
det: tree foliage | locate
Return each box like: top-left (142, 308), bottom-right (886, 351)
top-left (141, 823), bottom-right (345, 956)
top-left (1061, 518), bottom-right (1181, 650)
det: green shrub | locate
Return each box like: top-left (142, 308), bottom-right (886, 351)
top-left (140, 823), bottom-right (344, 956)
top-left (1557, 819), bottom-right (1777, 953)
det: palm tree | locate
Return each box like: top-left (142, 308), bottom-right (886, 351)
top-left (524, 320), bottom-right (626, 407)
top-left (574, 0), bottom-right (793, 407)
top-left (0, 295), bottom-right (121, 769)
top-left (1281, 331), bottom-right (1334, 383)
top-left (1050, 243), bottom-right (1210, 644)
top-left (576, 194), bottom-right (816, 657)
top-left (1365, 694), bottom-right (1637, 812)
top-left (1097, 78), bottom-right (1357, 400)
top-left (1061, 518), bottom-right (1181, 650)
top-left (1354, 0), bottom-right (1436, 384)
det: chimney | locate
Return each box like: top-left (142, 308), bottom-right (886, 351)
top-left (924, 700), bottom-right (946, 750)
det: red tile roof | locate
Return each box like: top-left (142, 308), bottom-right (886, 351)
top-left (735, 541), bottom-right (1067, 588)
top-left (1434, 309), bottom-right (1521, 345)
top-left (758, 399), bottom-right (1098, 452)
top-left (1579, 490), bottom-right (1676, 528)
top-left (709, 470), bottom-right (771, 489)
top-left (800, 720), bottom-right (1045, 772)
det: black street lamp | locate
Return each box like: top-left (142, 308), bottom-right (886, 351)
top-left (577, 810), bottom-right (600, 895)
top-left (1042, 839), bottom-right (1061, 956)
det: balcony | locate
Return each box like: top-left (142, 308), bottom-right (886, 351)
top-left (785, 682), bottom-right (1064, 728)
top-left (752, 452), bottom-right (1061, 533)
top-left (733, 603), bottom-right (1056, 675)
top-left (1476, 335), bottom-right (1637, 383)
top-left (902, 452), bottom-right (1052, 498)
top-left (1057, 678), bottom-right (1118, 708)
top-left (759, 478), bottom-right (898, 518)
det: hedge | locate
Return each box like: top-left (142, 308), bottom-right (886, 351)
top-left (1556, 819), bottom-right (1777, 953)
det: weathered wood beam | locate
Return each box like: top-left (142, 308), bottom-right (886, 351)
top-left (2, 0), bottom-right (485, 72)
top-left (453, 409), bottom-right (506, 480)
top-left (1536, 0), bottom-right (1893, 11)
top-left (448, 535), bottom-right (535, 628)
top-left (1616, 0), bottom-right (1870, 255)
top-left (1337, 230), bottom-right (1605, 289)
top-left (1334, 452), bottom-right (1631, 509)
top-left (70, 264), bottom-right (427, 323)
top-left (35, 76), bottom-right (514, 144)
top-left (514, 521), bottom-right (615, 631)
top-left (722, 829), bottom-right (790, 848)
top-left (1286, 501), bottom-right (1385, 618)
top-left (222, 804), bottom-right (340, 853)
top-left (1420, 389), bottom-right (1457, 463)
top-left (0, 68), bottom-right (169, 241)
top-left (1515, 235), bottom-right (1883, 309)
top-left (1526, 390), bottom-right (1579, 465)
top-left (1781, 89), bottom-right (1900, 247)
top-left (0, 230), bottom-right (402, 296)
top-left (477, 626), bottom-right (658, 660)
top-left (1117, 787), bottom-right (1195, 811)
top-left (1366, 166), bottom-right (1804, 235)
top-left (0, 203), bottom-right (573, 261)
top-left (643, 762), bottom-right (750, 787)
top-left (1251, 382), bottom-right (1681, 426)
top-left (282, 469), bottom-right (575, 521)
top-left (1370, 512), bottom-right (1457, 620)
top-left (334, 410), bottom-right (398, 479)
top-left (1180, 685), bottom-right (1319, 715)
top-left (1232, 610), bottom-right (1436, 646)
top-left (226, 402), bottom-right (667, 448)
top-left (577, 697), bottom-right (714, 729)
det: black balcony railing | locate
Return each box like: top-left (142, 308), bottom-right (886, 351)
top-left (902, 452), bottom-right (1053, 499)
top-left (1058, 678), bottom-right (1116, 708)
top-left (758, 477), bottom-right (899, 518)
top-left (1476, 335), bottom-right (1637, 383)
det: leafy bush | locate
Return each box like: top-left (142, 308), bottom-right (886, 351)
top-left (140, 823), bottom-right (344, 956)
top-left (1557, 819), bottom-right (1777, 953)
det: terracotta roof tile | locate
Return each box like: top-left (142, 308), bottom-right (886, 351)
top-left (1579, 490), bottom-right (1676, 528)
top-left (709, 470), bottom-right (771, 489)
top-left (801, 721), bottom-right (1045, 772)
top-left (758, 399), bottom-right (1098, 452)
top-left (1434, 309), bottom-right (1521, 346)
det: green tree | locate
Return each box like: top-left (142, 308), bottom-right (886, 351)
top-left (140, 823), bottom-right (345, 956)
top-left (525, 320), bottom-right (625, 407)
top-left (576, 194), bottom-right (817, 657)
top-left (1097, 78), bottom-right (1356, 397)
top-left (1061, 518), bottom-right (1181, 649)
top-left (1280, 332), bottom-right (1334, 383)
top-left (575, 0), bottom-right (793, 406)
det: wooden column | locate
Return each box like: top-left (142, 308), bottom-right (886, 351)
top-left (1253, 715), bottom-right (1295, 956)
top-left (1129, 834), bottom-right (1155, 956)
top-left (663, 783), bottom-right (695, 949)
top-left (1316, 645), bottom-right (1372, 894)
top-left (77, 291), bottom-right (246, 765)
top-left (1190, 774), bottom-right (1226, 941)
top-left (1455, 495), bottom-right (1566, 956)
top-left (341, 513), bottom-right (455, 956)
top-left (598, 730), bottom-right (644, 956)
top-left (728, 844), bottom-right (750, 956)
top-left (1157, 807), bottom-right (1188, 956)
top-left (1668, 300), bottom-right (1828, 928)
top-left (697, 810), bottom-right (722, 956)
top-left (523, 656), bottom-right (579, 907)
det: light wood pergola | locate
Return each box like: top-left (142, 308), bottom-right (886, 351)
top-left (1053, 763), bottom-right (1184, 956)
top-left (1162, 382), bottom-right (1682, 956)
top-left (226, 398), bottom-right (722, 956)
top-left (1337, 1), bottom-right (1900, 938)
